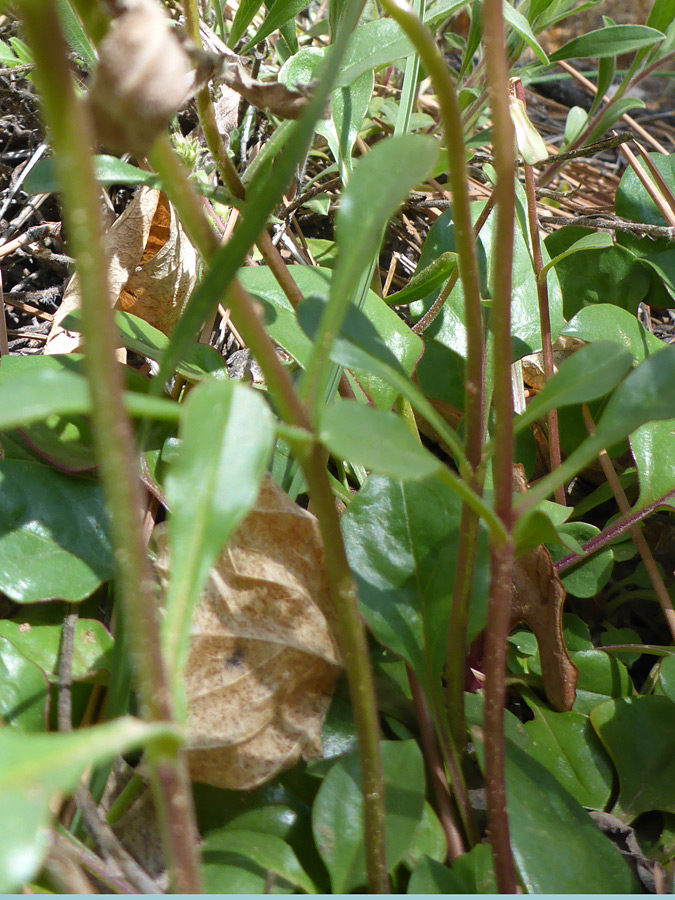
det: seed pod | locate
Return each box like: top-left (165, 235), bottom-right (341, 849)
top-left (89, 0), bottom-right (193, 154)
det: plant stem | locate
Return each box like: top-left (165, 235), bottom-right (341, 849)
top-left (143, 153), bottom-right (390, 891)
top-left (554, 487), bottom-right (675, 571)
top-left (513, 80), bottom-right (564, 506)
top-left (408, 667), bottom-right (465, 861)
top-left (581, 405), bottom-right (675, 644)
top-left (181, 0), bottom-right (305, 310)
top-left (19, 3), bottom-right (201, 891)
top-left (481, 0), bottom-right (517, 891)
top-left (383, 0), bottom-right (485, 474)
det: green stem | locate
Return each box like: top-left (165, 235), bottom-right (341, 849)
top-left (181, 0), bottom-right (305, 310)
top-left (514, 80), bottom-right (564, 507)
top-left (19, 2), bottom-right (201, 891)
top-left (379, 0), bottom-right (484, 474)
top-left (481, 0), bottom-right (518, 891)
top-left (145, 148), bottom-right (390, 894)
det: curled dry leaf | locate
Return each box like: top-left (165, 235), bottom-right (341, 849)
top-left (510, 465), bottom-right (578, 711)
top-left (221, 66), bottom-right (314, 121)
top-left (154, 474), bottom-right (342, 790)
top-left (46, 187), bottom-right (197, 353)
top-left (90, 0), bottom-right (195, 154)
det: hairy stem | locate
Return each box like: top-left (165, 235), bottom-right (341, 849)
top-left (582, 406), bottom-right (675, 644)
top-left (20, 2), bottom-right (201, 891)
top-left (482, 0), bottom-right (518, 891)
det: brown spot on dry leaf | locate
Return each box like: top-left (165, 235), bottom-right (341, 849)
top-left (46, 187), bottom-right (197, 353)
top-left (153, 474), bottom-right (342, 790)
top-left (511, 465), bottom-right (578, 711)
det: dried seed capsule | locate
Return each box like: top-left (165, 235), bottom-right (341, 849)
top-left (89, 0), bottom-right (193, 154)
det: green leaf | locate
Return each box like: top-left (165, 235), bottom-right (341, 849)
top-left (0, 718), bottom-right (178, 893)
top-left (467, 696), bottom-right (636, 892)
top-left (113, 311), bottom-right (226, 381)
top-left (562, 303), bottom-right (664, 362)
top-left (241, 0), bottom-right (310, 52)
top-left (630, 418), bottom-right (675, 512)
top-left (319, 400), bottom-right (441, 480)
top-left (591, 696), bottom-right (675, 820)
top-left (587, 97), bottom-right (645, 142)
top-left (0, 637), bottom-right (49, 731)
top-left (0, 608), bottom-right (113, 683)
top-left (599, 626), bottom-right (642, 667)
top-left (334, 18), bottom-right (412, 89)
top-left (312, 740), bottom-right (425, 892)
top-left (640, 249), bottom-right (675, 303)
top-left (513, 341), bottom-right (633, 435)
top-left (25, 155), bottom-right (162, 194)
top-left (549, 24), bottom-right (665, 60)
top-left (539, 231), bottom-right (613, 280)
top-left (404, 802), bottom-right (447, 868)
top-left (569, 650), bottom-right (634, 716)
top-left (0, 364), bottom-right (179, 430)
top-left (163, 378), bottom-right (274, 705)
top-left (503, 1), bottom-right (548, 64)
top-left (549, 522), bottom-right (614, 598)
top-left (385, 252), bottom-right (457, 306)
top-left (280, 49), bottom-right (373, 176)
top-left (408, 845), bottom-right (497, 893)
top-left (521, 696), bottom-right (613, 809)
top-left (414, 187), bottom-right (564, 358)
top-left (229, 0), bottom-right (265, 46)
top-left (202, 829), bottom-right (317, 893)
top-left (55, 0), bottom-right (97, 70)
top-left (0, 461), bottom-right (114, 603)
top-left (647, 0), bottom-right (675, 34)
top-left (513, 508), bottom-right (563, 556)
top-left (544, 226), bottom-right (650, 318)
top-left (658, 653), bottom-right (675, 703)
top-left (240, 265), bottom-right (424, 413)
top-left (615, 151), bottom-right (675, 226)
top-left (596, 344), bottom-right (675, 448)
top-left (332, 135), bottom-right (438, 307)
top-left (341, 474), bottom-right (490, 690)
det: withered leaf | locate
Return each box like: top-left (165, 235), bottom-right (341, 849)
top-left (46, 187), bottom-right (197, 353)
top-left (222, 65), bottom-right (314, 121)
top-left (511, 465), bottom-right (578, 711)
top-left (154, 474), bottom-right (342, 790)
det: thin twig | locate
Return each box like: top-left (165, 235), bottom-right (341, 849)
top-left (539, 214), bottom-right (675, 240)
top-left (619, 140), bottom-right (675, 227)
top-left (554, 488), bottom-right (675, 571)
top-left (581, 405), bottom-right (675, 644)
top-left (57, 607), bottom-right (78, 733)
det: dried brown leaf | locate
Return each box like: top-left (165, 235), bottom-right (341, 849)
top-left (46, 187), bottom-right (197, 353)
top-left (153, 474), bottom-right (342, 790)
top-left (222, 65), bottom-right (314, 120)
